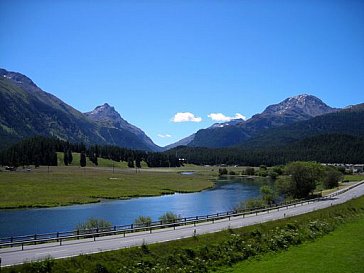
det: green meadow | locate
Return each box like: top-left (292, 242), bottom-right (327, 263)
top-left (0, 160), bottom-right (215, 208)
top-left (220, 213), bottom-right (364, 273)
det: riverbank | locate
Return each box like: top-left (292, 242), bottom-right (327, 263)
top-left (0, 165), bottom-right (215, 209)
top-left (4, 188), bottom-right (364, 272)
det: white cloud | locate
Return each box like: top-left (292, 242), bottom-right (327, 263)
top-left (208, 113), bottom-right (247, 122)
top-left (158, 134), bottom-right (172, 138)
top-left (172, 112), bottom-right (202, 123)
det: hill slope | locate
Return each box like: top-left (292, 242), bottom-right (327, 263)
top-left (0, 68), bottom-right (160, 151)
top-left (241, 104), bottom-right (364, 148)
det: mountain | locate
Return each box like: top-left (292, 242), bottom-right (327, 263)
top-left (0, 68), bottom-right (160, 151)
top-left (84, 103), bottom-right (161, 151)
top-left (183, 94), bottom-right (337, 148)
top-left (162, 133), bottom-right (196, 151)
top-left (239, 103), bottom-right (364, 148)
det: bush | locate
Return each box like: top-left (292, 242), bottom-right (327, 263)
top-left (76, 218), bottom-right (112, 233)
top-left (323, 167), bottom-right (343, 189)
top-left (235, 198), bottom-right (266, 211)
top-left (218, 168), bottom-right (228, 176)
top-left (268, 170), bottom-right (279, 179)
top-left (245, 167), bottom-right (255, 176)
top-left (134, 216), bottom-right (152, 227)
top-left (159, 211), bottom-right (179, 224)
top-left (23, 257), bottom-right (54, 273)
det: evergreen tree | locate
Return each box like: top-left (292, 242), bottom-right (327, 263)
top-left (80, 152), bottom-right (86, 167)
top-left (127, 157), bottom-right (134, 168)
top-left (63, 150), bottom-right (69, 166)
top-left (68, 149), bottom-right (73, 164)
top-left (135, 157), bottom-right (141, 168)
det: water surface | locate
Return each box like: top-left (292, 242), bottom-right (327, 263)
top-left (0, 177), bottom-right (264, 237)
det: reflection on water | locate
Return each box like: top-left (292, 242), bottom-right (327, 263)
top-left (0, 176), bottom-right (267, 237)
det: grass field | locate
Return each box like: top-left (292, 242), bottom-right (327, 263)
top-left (1, 155), bottom-right (363, 209)
top-left (343, 174), bottom-right (364, 182)
top-left (0, 164), bottom-right (215, 208)
top-left (219, 214), bottom-right (364, 273)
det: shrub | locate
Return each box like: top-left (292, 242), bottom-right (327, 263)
top-left (245, 167), bottom-right (255, 176)
top-left (218, 168), bottom-right (228, 176)
top-left (134, 216), bottom-right (152, 227)
top-left (76, 218), bottom-right (112, 233)
top-left (159, 211), bottom-right (179, 224)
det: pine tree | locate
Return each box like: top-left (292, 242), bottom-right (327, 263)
top-left (63, 150), bottom-right (69, 166)
top-left (68, 149), bottom-right (73, 164)
top-left (80, 152), bottom-right (86, 167)
top-left (127, 157), bottom-right (134, 168)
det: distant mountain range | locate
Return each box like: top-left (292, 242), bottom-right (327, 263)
top-left (0, 68), bottom-right (161, 151)
top-left (168, 94), bottom-right (339, 149)
top-left (1, 68), bottom-right (362, 153)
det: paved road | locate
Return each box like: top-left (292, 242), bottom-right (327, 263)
top-left (1, 182), bottom-right (364, 267)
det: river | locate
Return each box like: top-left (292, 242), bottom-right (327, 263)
top-left (0, 176), bottom-right (265, 237)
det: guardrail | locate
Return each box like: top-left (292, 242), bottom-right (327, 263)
top-left (1, 180), bottom-right (363, 250)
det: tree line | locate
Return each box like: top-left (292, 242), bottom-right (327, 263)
top-left (167, 134), bottom-right (364, 166)
top-left (1, 133), bottom-right (363, 168)
top-left (0, 136), bottom-right (181, 168)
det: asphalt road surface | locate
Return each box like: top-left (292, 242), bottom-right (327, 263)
top-left (1, 182), bottom-right (364, 267)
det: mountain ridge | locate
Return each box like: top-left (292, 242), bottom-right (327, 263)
top-left (1, 68), bottom-right (359, 153)
top-left (0, 68), bottom-right (160, 151)
top-left (183, 94), bottom-right (338, 148)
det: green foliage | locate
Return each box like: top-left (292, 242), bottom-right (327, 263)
top-left (284, 161), bottom-right (324, 198)
top-left (268, 170), bottom-right (279, 179)
top-left (245, 167), bottom-right (255, 176)
top-left (276, 176), bottom-right (295, 197)
top-left (323, 166), bottom-right (343, 189)
top-left (260, 185), bottom-right (276, 205)
top-left (63, 150), bottom-right (69, 166)
top-left (257, 169), bottom-right (268, 177)
top-left (127, 157), bottom-right (134, 168)
top-left (219, 168), bottom-right (228, 176)
top-left (167, 133), bottom-right (364, 166)
top-left (159, 212), bottom-right (179, 224)
top-left (235, 198), bottom-right (266, 211)
top-left (0, 136), bottom-right (58, 167)
top-left (0, 136), bottom-right (181, 168)
top-left (229, 170), bottom-right (236, 175)
top-left (134, 216), bottom-right (152, 227)
top-left (80, 152), bottom-right (86, 167)
top-left (67, 149), bottom-right (73, 164)
top-left (76, 218), bottom-right (112, 232)
top-left (21, 257), bottom-right (54, 273)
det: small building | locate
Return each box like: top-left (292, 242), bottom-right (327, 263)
top-left (353, 164), bottom-right (364, 173)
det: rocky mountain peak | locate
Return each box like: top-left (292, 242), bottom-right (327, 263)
top-left (262, 94), bottom-right (336, 118)
top-left (85, 103), bottom-right (122, 123)
top-left (0, 68), bottom-right (40, 93)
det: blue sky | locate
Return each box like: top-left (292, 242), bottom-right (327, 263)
top-left (1, 0), bottom-right (363, 147)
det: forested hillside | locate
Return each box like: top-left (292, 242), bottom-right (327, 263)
top-left (241, 104), bottom-right (364, 148)
top-left (0, 136), bottom-right (180, 168)
top-left (168, 134), bottom-right (364, 166)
